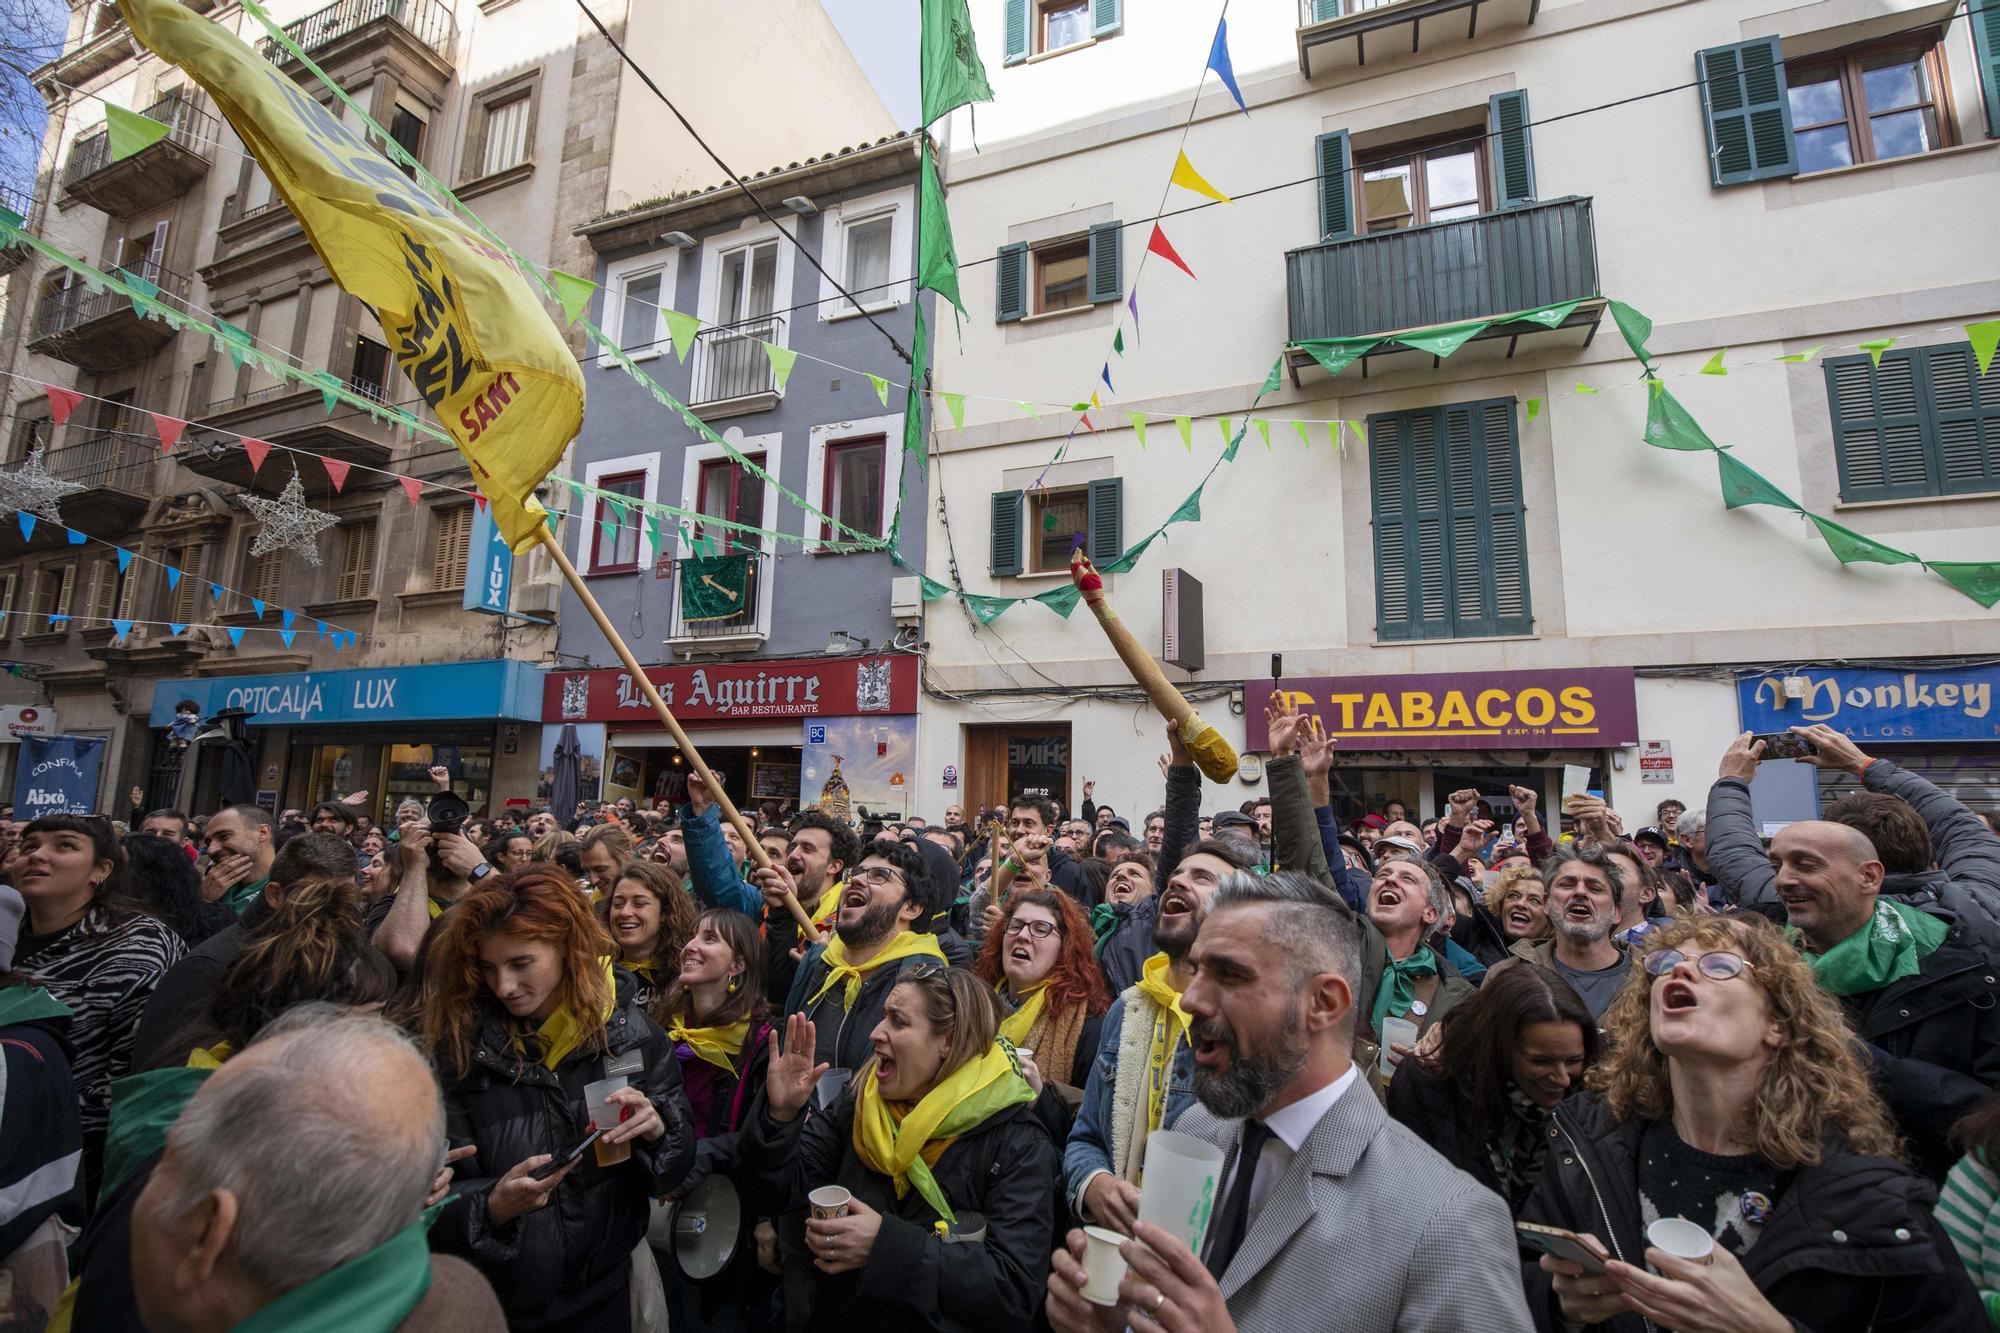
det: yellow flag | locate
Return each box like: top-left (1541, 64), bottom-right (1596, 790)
top-left (1169, 150), bottom-right (1232, 204)
top-left (117, 0), bottom-right (582, 552)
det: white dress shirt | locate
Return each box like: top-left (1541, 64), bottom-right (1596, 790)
top-left (1216, 1065), bottom-right (1360, 1223)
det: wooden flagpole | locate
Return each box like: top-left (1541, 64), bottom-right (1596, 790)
top-left (537, 525), bottom-right (816, 934)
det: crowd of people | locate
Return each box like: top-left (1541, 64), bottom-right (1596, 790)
top-left (4, 714), bottom-right (2000, 1331)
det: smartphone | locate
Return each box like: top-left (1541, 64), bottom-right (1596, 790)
top-left (1516, 1222), bottom-right (1610, 1274)
top-left (1752, 731), bottom-right (1817, 761)
top-left (533, 1126), bottom-right (604, 1178)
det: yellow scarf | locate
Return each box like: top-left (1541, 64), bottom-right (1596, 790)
top-left (186, 1041), bottom-right (232, 1070)
top-left (804, 930), bottom-right (947, 1010)
top-left (1133, 952), bottom-right (1192, 1137)
top-left (851, 1040), bottom-right (1036, 1223)
top-left (997, 982), bottom-right (1048, 1048)
top-left (669, 1016), bottom-right (751, 1075)
top-left (812, 880), bottom-right (844, 929)
top-left (514, 957), bottom-right (616, 1071)
top-left (626, 957), bottom-right (658, 981)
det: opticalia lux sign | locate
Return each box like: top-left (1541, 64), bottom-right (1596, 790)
top-left (148, 660), bottom-right (542, 727)
top-left (1737, 665), bottom-right (2000, 741)
top-left (545, 656), bottom-right (919, 724)
top-left (1243, 667), bottom-right (1639, 752)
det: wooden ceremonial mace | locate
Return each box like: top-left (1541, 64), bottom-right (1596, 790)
top-left (538, 526), bottom-right (817, 933)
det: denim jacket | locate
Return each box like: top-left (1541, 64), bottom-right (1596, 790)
top-left (678, 802), bottom-right (763, 918)
top-left (1061, 992), bottom-right (1197, 1213)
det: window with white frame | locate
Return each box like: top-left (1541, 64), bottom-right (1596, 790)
top-left (602, 251), bottom-right (678, 360)
top-left (576, 451), bottom-right (661, 573)
top-left (479, 94), bottom-right (531, 178)
top-left (676, 432), bottom-right (779, 633)
top-left (806, 414), bottom-right (897, 549)
top-left (821, 187), bottom-right (912, 320)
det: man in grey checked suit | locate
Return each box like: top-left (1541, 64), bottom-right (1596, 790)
top-left (1047, 872), bottom-right (1533, 1333)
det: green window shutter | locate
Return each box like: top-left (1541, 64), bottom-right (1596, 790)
top-left (1086, 477), bottom-right (1123, 564)
top-left (1087, 221), bottom-right (1122, 304)
top-left (1092, 0), bottom-right (1123, 39)
top-left (995, 242), bottom-right (1027, 322)
top-left (1315, 130), bottom-right (1353, 242)
top-left (1003, 0), bottom-right (1029, 65)
top-left (1825, 351), bottom-right (1931, 501)
top-left (990, 490), bottom-right (1025, 575)
top-left (1369, 413), bottom-right (1416, 640)
top-left (1307, 0), bottom-right (1343, 20)
top-left (1487, 90), bottom-right (1536, 208)
top-left (1923, 344), bottom-right (2000, 495)
top-left (1973, 0), bottom-right (2000, 138)
top-left (1454, 400), bottom-right (1532, 636)
top-left (1696, 38), bottom-right (1797, 186)
top-left (1370, 409), bottom-right (1448, 640)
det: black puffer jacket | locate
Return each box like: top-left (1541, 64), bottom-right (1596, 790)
top-left (430, 969), bottom-right (695, 1330)
top-left (1518, 1093), bottom-right (1985, 1332)
top-left (740, 1082), bottom-right (1058, 1333)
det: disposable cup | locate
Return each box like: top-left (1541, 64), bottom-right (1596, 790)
top-left (1136, 1130), bottom-right (1225, 1257)
top-left (1080, 1226), bottom-right (1129, 1306)
top-left (808, 1185), bottom-right (852, 1219)
top-left (1647, 1217), bottom-right (1715, 1265)
top-left (583, 1075), bottom-right (630, 1166)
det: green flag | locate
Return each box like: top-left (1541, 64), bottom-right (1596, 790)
top-left (903, 304), bottom-right (930, 473)
top-left (919, 0), bottom-right (993, 126)
top-left (213, 317), bottom-right (252, 369)
top-left (917, 150), bottom-right (964, 319)
top-left (1808, 514), bottom-right (1919, 566)
top-left (1513, 299), bottom-right (1581, 329)
top-left (680, 553), bottom-right (751, 622)
top-left (663, 309), bottom-right (700, 363)
top-left (1297, 337), bottom-right (1377, 377)
top-left (1113, 328), bottom-right (1125, 357)
top-left (962, 592), bottom-right (1011, 624)
top-left (550, 270), bottom-right (596, 326)
top-left (1395, 318), bottom-right (1487, 359)
top-left (1861, 337), bottom-right (1896, 368)
top-left (1168, 485), bottom-right (1203, 524)
top-left (1101, 533), bottom-right (1156, 574)
top-left (764, 342), bottom-right (797, 392)
top-left (105, 103), bottom-right (170, 160)
top-left (1175, 415), bottom-right (1192, 450)
top-left (1033, 584), bottom-right (1082, 618)
top-left (1253, 418), bottom-right (1271, 449)
top-left (1016, 401), bottom-right (1042, 422)
top-left (918, 572), bottom-right (953, 600)
top-left (1700, 348), bottom-right (1728, 376)
top-left (1260, 356), bottom-right (1284, 396)
top-left (1128, 412), bottom-right (1147, 448)
top-left (1965, 320), bottom-right (2000, 377)
top-left (1526, 397), bottom-right (1543, 422)
top-left (1715, 452), bottom-right (1798, 510)
top-left (1347, 420), bottom-right (1367, 447)
top-left (1293, 420), bottom-right (1312, 448)
top-left (938, 392), bottom-right (965, 429)
top-left (868, 373), bottom-right (891, 406)
top-left (1644, 389), bottom-right (1717, 452)
top-left (1927, 561), bottom-right (2000, 609)
top-left (1775, 344), bottom-right (1826, 364)
top-left (1608, 299), bottom-right (1654, 363)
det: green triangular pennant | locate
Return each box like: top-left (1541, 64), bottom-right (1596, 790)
top-left (903, 302), bottom-right (930, 475)
top-left (663, 310), bottom-right (700, 363)
top-left (1775, 345), bottom-right (1826, 364)
top-left (917, 573), bottom-right (952, 600)
top-left (764, 342), bottom-right (798, 392)
top-left (1526, 397), bottom-right (1543, 422)
top-left (940, 392), bottom-right (966, 429)
top-left (1167, 485), bottom-right (1203, 524)
top-left (1965, 320), bottom-right (2000, 377)
top-left (1174, 416), bottom-right (1192, 450)
top-left (1293, 420), bottom-right (1312, 448)
top-left (962, 592), bottom-right (1012, 624)
top-left (1512, 299), bottom-right (1581, 330)
top-left (1100, 533), bottom-right (1156, 575)
top-left (1297, 337), bottom-right (1377, 377)
top-left (1927, 561), bottom-right (2000, 609)
top-left (1643, 389), bottom-right (1719, 452)
top-left (1807, 514), bottom-right (1919, 566)
top-left (1395, 318), bottom-right (1489, 359)
top-left (1253, 418), bottom-right (1271, 449)
top-left (1128, 412), bottom-right (1147, 448)
top-left (916, 148), bottom-right (965, 319)
top-left (550, 269), bottom-right (596, 326)
top-left (867, 373), bottom-right (891, 406)
top-left (1112, 328), bottom-right (1125, 357)
top-left (1860, 337), bottom-right (1896, 368)
top-left (1715, 451), bottom-right (1800, 510)
top-left (1260, 356), bottom-right (1284, 396)
top-left (1700, 348), bottom-right (1728, 376)
top-left (1574, 382), bottom-right (1599, 395)
top-left (1032, 584), bottom-right (1082, 618)
top-left (105, 104), bottom-right (170, 161)
top-left (1348, 420), bottom-right (1367, 447)
top-left (1015, 401), bottom-right (1042, 423)
top-left (1607, 299), bottom-right (1654, 363)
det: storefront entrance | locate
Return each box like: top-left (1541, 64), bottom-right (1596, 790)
top-left (285, 730), bottom-right (499, 820)
top-left (963, 723), bottom-right (1072, 819)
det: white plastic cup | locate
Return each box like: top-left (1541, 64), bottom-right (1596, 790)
top-left (807, 1185), bottom-right (851, 1220)
top-left (1647, 1217), bottom-right (1715, 1265)
top-left (1079, 1226), bottom-right (1129, 1306)
top-left (1136, 1130), bottom-right (1225, 1257)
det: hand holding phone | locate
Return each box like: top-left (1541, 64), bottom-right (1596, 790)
top-left (533, 1126), bottom-right (604, 1179)
top-left (1516, 1221), bottom-right (1610, 1274)
top-left (1751, 731), bottom-right (1817, 761)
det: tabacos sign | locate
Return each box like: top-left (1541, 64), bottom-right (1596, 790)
top-left (1738, 665), bottom-right (2000, 741)
top-left (1243, 667), bottom-right (1638, 752)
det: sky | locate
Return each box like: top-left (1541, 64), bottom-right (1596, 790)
top-left (0, 0), bottom-right (66, 202)
top-left (821, 0), bottom-right (921, 130)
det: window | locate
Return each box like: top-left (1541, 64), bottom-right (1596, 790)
top-left (0, 571), bottom-right (14, 640)
top-left (618, 271), bottom-right (663, 353)
top-left (11, 414), bottom-right (49, 463)
top-left (1042, 0), bottom-right (1090, 53)
top-left (590, 473), bottom-right (645, 573)
top-left (1368, 398), bottom-right (1530, 640)
top-left (31, 565), bottom-right (73, 627)
top-left (696, 455), bottom-right (768, 544)
top-left (995, 221), bottom-right (1121, 322)
top-left (433, 504), bottom-right (473, 589)
top-left (843, 215), bottom-right (893, 303)
top-left (388, 106), bottom-right (425, 178)
top-left (1786, 39), bottom-right (1953, 173)
top-left (1034, 238), bottom-right (1090, 313)
top-left (988, 478), bottom-right (1122, 576)
top-left (479, 94), bottom-right (531, 178)
top-left (243, 542), bottom-right (283, 608)
top-left (822, 437), bottom-right (886, 542)
top-left (85, 557), bottom-right (133, 622)
top-left (1825, 342), bottom-right (2000, 502)
top-left (351, 337), bottom-right (390, 400)
top-left (718, 241), bottom-right (779, 326)
top-left (1003, 0), bottom-right (1120, 63)
top-left (163, 543), bottom-right (203, 623)
top-left (335, 522), bottom-right (376, 600)
top-left (1358, 137), bottom-right (1486, 233)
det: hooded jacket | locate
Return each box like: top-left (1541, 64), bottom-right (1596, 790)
top-left (1518, 1092), bottom-right (1985, 1333)
top-left (429, 969), bottom-right (695, 1330)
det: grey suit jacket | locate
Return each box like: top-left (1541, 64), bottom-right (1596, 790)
top-left (1177, 1075), bottom-right (1533, 1333)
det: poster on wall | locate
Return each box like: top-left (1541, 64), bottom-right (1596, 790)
top-left (14, 734), bottom-right (105, 818)
top-left (802, 717), bottom-right (917, 823)
top-left (536, 722), bottom-right (605, 809)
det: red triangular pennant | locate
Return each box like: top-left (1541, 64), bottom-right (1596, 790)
top-left (1146, 223), bottom-right (1196, 280)
top-left (1079, 414), bottom-right (1095, 433)
top-left (242, 438), bottom-right (271, 474)
top-left (45, 386), bottom-right (84, 425)
top-left (149, 413), bottom-right (187, 453)
top-left (321, 457), bottom-right (351, 492)
top-left (473, 492), bottom-right (488, 511)
top-left (398, 475), bottom-right (424, 505)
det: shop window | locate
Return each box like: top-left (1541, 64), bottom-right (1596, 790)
top-left (1826, 341), bottom-right (2000, 501)
top-left (988, 478), bottom-right (1122, 575)
top-left (821, 436), bottom-right (886, 543)
top-left (335, 521), bottom-right (377, 601)
top-left (1785, 37), bottom-right (1954, 173)
top-left (589, 473), bottom-right (645, 573)
top-left (433, 504), bottom-right (473, 589)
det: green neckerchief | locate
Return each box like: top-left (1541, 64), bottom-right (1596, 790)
top-left (231, 1215), bottom-right (432, 1333)
top-left (1808, 898), bottom-right (1948, 997)
top-left (102, 1066), bottom-right (215, 1198)
top-left (1370, 945), bottom-right (1438, 1038)
top-left (0, 984), bottom-right (72, 1029)
top-left (225, 875), bottom-right (269, 916)
top-left (1090, 902), bottom-right (1119, 957)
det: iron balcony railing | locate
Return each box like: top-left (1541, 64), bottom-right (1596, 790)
top-left (41, 431), bottom-right (155, 493)
top-left (672, 550), bottom-right (768, 638)
top-left (258, 0), bottom-right (455, 63)
top-left (1286, 196), bottom-right (1598, 343)
top-left (64, 93), bottom-right (219, 191)
top-left (32, 259), bottom-right (192, 343)
top-left (690, 314), bottom-right (786, 406)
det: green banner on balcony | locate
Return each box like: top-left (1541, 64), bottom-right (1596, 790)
top-left (679, 553), bottom-right (751, 623)
top-left (1292, 299), bottom-right (1590, 376)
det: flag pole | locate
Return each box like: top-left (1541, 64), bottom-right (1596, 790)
top-left (536, 525), bottom-right (817, 934)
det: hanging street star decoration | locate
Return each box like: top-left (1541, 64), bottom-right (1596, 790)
top-left (243, 469), bottom-right (338, 566)
top-left (0, 448), bottom-right (87, 522)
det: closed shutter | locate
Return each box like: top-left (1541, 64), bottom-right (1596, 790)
top-left (1003, 0), bottom-right (1029, 65)
top-left (167, 544), bottom-right (202, 624)
top-left (1455, 400), bottom-right (1532, 636)
top-left (1697, 38), bottom-right (1798, 186)
top-left (433, 505), bottom-right (472, 589)
top-left (1973, 0), bottom-right (2000, 138)
top-left (1488, 90), bottom-right (1536, 207)
top-left (86, 560), bottom-right (117, 621)
top-left (995, 243), bottom-right (1027, 322)
top-left (990, 490), bottom-right (1024, 576)
top-left (336, 522), bottom-right (376, 600)
top-left (1826, 349), bottom-right (1938, 501)
top-left (1091, 0), bottom-right (1122, 39)
top-left (1086, 477), bottom-right (1123, 564)
top-left (1087, 221), bottom-right (1122, 304)
top-left (481, 96), bottom-right (530, 177)
top-left (246, 546), bottom-right (283, 605)
top-left (0, 572), bottom-right (14, 639)
top-left (1928, 344), bottom-right (2000, 495)
top-left (1306, 0), bottom-right (1343, 19)
top-left (1315, 130), bottom-right (1353, 241)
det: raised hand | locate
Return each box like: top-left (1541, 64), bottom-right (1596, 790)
top-left (765, 1012), bottom-right (828, 1122)
top-left (1299, 714), bottom-right (1338, 780)
top-left (1264, 690), bottom-right (1304, 759)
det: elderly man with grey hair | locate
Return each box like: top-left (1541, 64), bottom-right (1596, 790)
top-left (1485, 842), bottom-right (1632, 1019)
top-left (1046, 871), bottom-right (1532, 1333)
top-left (128, 1012), bottom-right (502, 1332)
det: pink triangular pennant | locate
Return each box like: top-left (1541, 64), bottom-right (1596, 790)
top-left (398, 475), bottom-right (424, 505)
top-left (45, 386), bottom-right (84, 425)
top-left (242, 438), bottom-right (271, 474)
top-left (1146, 224), bottom-right (1197, 280)
top-left (321, 457), bottom-right (351, 492)
top-left (473, 492), bottom-right (488, 512)
top-left (149, 413), bottom-right (187, 453)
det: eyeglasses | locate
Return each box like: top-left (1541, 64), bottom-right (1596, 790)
top-left (1642, 949), bottom-right (1753, 980)
top-left (849, 865), bottom-right (905, 887)
top-left (1003, 918), bottom-right (1059, 940)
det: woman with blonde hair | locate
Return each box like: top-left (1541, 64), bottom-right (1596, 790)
top-left (1523, 912), bottom-right (1983, 1331)
top-left (530, 827), bottom-right (576, 863)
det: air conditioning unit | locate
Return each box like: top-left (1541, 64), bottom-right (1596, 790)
top-left (890, 575), bottom-right (922, 625)
top-left (513, 579), bottom-right (560, 618)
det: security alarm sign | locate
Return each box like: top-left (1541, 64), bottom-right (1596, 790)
top-left (1640, 739), bottom-right (1674, 784)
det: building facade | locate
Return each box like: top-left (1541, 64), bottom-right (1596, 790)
top-left (919, 0), bottom-right (2000, 831)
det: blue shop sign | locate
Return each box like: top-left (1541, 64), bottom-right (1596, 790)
top-left (462, 501), bottom-right (513, 616)
top-left (149, 659), bottom-right (543, 727)
top-left (1737, 665), bottom-right (2000, 742)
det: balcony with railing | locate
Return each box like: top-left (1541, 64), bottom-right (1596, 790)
top-left (688, 315), bottom-right (785, 417)
top-left (27, 260), bottom-right (190, 371)
top-left (1285, 196), bottom-right (1601, 374)
top-left (0, 186), bottom-right (31, 276)
top-left (30, 430), bottom-right (156, 534)
top-left (258, 0), bottom-right (455, 68)
top-left (667, 550), bottom-right (770, 649)
top-left (63, 94), bottom-right (218, 216)
top-left (1297, 0), bottom-right (1539, 77)
top-left (190, 377), bottom-right (402, 494)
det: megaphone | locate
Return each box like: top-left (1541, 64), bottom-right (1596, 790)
top-left (649, 1175), bottom-right (741, 1281)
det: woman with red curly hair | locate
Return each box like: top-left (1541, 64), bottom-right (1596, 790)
top-left (971, 888), bottom-right (1109, 1105)
top-left (422, 865), bottom-right (694, 1331)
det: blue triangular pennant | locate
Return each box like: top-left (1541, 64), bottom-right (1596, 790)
top-left (117, 547), bottom-right (133, 572)
top-left (16, 513), bottom-right (33, 539)
top-left (1100, 364), bottom-right (1114, 394)
top-left (226, 626), bottom-right (246, 649)
top-left (316, 620), bottom-right (328, 641)
top-left (66, 527), bottom-right (86, 545)
top-left (281, 609), bottom-right (295, 631)
top-left (1206, 17), bottom-right (1247, 113)
top-left (209, 582), bottom-right (225, 601)
top-left (279, 629), bottom-right (296, 648)
top-left (251, 598), bottom-right (266, 619)
top-left (166, 566), bottom-right (181, 590)
top-left (168, 621), bottom-right (188, 636)
top-left (111, 618), bottom-right (133, 639)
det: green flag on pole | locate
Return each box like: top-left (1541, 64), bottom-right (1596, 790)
top-left (917, 150), bottom-right (965, 320)
top-left (919, 0), bottom-right (994, 126)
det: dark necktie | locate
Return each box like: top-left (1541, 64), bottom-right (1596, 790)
top-left (1203, 1118), bottom-right (1271, 1278)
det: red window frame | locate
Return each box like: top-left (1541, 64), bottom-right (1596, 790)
top-left (589, 470), bottom-right (646, 573)
top-left (820, 435), bottom-right (886, 545)
top-left (695, 453), bottom-right (767, 548)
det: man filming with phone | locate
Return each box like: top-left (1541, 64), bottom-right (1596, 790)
top-left (369, 766), bottom-right (493, 974)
